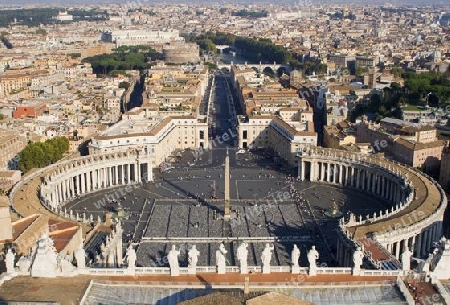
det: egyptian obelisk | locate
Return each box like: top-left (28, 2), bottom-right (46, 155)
top-left (224, 148), bottom-right (230, 221)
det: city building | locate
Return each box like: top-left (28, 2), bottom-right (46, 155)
top-left (439, 142), bottom-right (450, 192)
top-left (101, 29), bottom-right (183, 47)
top-left (356, 118), bottom-right (445, 173)
top-left (12, 103), bottom-right (47, 119)
top-left (162, 41), bottom-right (200, 64)
top-left (0, 129), bottom-right (27, 170)
top-left (323, 121), bottom-right (356, 149)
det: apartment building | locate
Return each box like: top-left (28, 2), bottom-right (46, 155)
top-left (0, 130), bottom-right (27, 170)
top-left (13, 103), bottom-right (47, 119)
top-left (439, 142), bottom-right (450, 192)
top-left (356, 117), bottom-right (444, 173)
top-left (323, 121), bottom-right (356, 149)
top-left (88, 115), bottom-right (208, 166)
top-left (231, 65), bottom-right (317, 166)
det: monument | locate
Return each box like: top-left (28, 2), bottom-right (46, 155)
top-left (5, 248), bottom-right (15, 274)
top-left (17, 255), bottom-right (31, 273)
top-left (307, 245), bottom-right (319, 276)
top-left (261, 243), bottom-right (274, 274)
top-left (237, 241), bottom-right (249, 274)
top-left (168, 245), bottom-right (180, 276)
top-left (352, 246), bottom-right (364, 275)
top-left (31, 234), bottom-right (58, 278)
top-left (216, 243), bottom-right (227, 274)
top-left (126, 245), bottom-right (136, 270)
top-left (401, 247), bottom-right (412, 271)
top-left (188, 245), bottom-right (200, 275)
top-left (291, 244), bottom-right (301, 274)
top-left (74, 244), bottom-right (86, 269)
top-left (324, 201), bottom-right (343, 218)
top-left (224, 148), bottom-right (230, 221)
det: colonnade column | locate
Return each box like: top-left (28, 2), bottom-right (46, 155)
top-left (136, 162), bottom-right (141, 183)
top-left (416, 233), bottom-right (422, 257)
top-left (395, 241), bottom-right (400, 259)
top-left (86, 171), bottom-right (91, 192)
top-left (356, 169), bottom-right (360, 189)
top-left (108, 167), bottom-right (112, 187)
top-left (353, 168), bottom-right (356, 188)
top-left (300, 161), bottom-right (305, 181)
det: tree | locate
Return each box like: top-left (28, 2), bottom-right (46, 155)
top-left (35, 28), bottom-right (47, 35)
top-left (18, 137), bottom-right (69, 173)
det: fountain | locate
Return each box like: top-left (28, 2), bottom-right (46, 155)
top-left (324, 201), bottom-right (343, 218)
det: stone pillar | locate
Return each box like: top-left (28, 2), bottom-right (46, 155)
top-left (86, 171), bottom-right (91, 192)
top-left (301, 161), bottom-right (305, 181)
top-left (99, 168), bottom-right (104, 188)
top-left (395, 241), bottom-right (400, 259)
top-left (69, 177), bottom-right (74, 197)
top-left (321, 162), bottom-right (324, 182)
top-left (93, 169), bottom-right (98, 190)
top-left (345, 167), bottom-right (350, 186)
top-left (423, 229), bottom-right (429, 256)
top-left (326, 163), bottom-right (330, 182)
top-left (430, 225), bottom-right (436, 250)
top-left (416, 233), bottom-right (422, 257)
top-left (339, 164), bottom-right (343, 185)
top-left (127, 164), bottom-right (131, 183)
top-left (80, 172), bottom-right (85, 194)
top-left (61, 182), bottom-right (66, 202)
top-left (121, 165), bottom-right (125, 184)
top-left (75, 175), bottom-right (80, 195)
top-left (375, 174), bottom-right (381, 196)
top-left (349, 167), bottom-right (353, 187)
top-left (108, 166), bottom-right (113, 186)
top-left (388, 181), bottom-right (392, 202)
top-left (356, 169), bottom-right (360, 189)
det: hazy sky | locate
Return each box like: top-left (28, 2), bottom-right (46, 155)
top-left (0, 0), bottom-right (448, 6)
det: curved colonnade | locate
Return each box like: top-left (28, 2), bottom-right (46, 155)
top-left (39, 149), bottom-right (154, 209)
top-left (9, 149), bottom-right (153, 222)
top-left (298, 147), bottom-right (447, 268)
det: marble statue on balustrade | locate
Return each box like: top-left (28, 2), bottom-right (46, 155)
top-left (430, 237), bottom-right (450, 279)
top-left (59, 254), bottom-right (75, 274)
top-left (216, 243), bottom-right (227, 274)
top-left (17, 255), bottom-right (31, 274)
top-left (188, 245), bottom-right (200, 275)
top-left (307, 245), bottom-right (319, 276)
top-left (74, 244), bottom-right (86, 269)
top-left (31, 234), bottom-right (58, 277)
top-left (400, 247), bottom-right (412, 271)
top-left (291, 244), bottom-right (301, 274)
top-left (261, 243), bottom-right (274, 274)
top-left (352, 247), bottom-right (364, 275)
top-left (237, 241), bottom-right (249, 274)
top-left (126, 245), bottom-right (136, 269)
top-left (168, 245), bottom-right (181, 276)
top-left (5, 248), bottom-right (15, 274)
